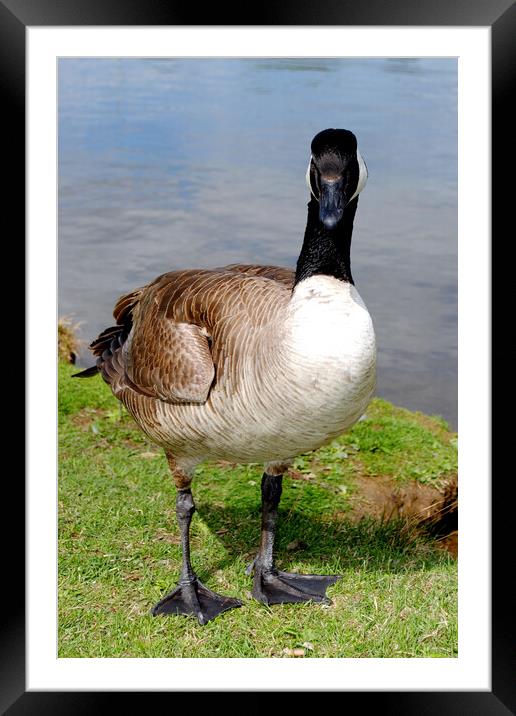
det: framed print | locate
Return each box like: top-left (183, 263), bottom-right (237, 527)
top-left (6, 0), bottom-right (512, 711)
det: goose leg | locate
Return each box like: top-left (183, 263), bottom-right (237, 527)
top-left (250, 473), bottom-right (340, 605)
top-left (152, 488), bottom-right (242, 624)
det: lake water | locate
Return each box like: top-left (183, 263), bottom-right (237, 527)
top-left (58, 58), bottom-right (457, 428)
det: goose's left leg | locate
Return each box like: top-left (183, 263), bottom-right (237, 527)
top-left (249, 466), bottom-right (340, 605)
top-left (152, 455), bottom-right (242, 625)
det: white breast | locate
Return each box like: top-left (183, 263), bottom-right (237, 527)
top-left (287, 275), bottom-right (374, 356)
top-left (279, 275), bottom-right (377, 443)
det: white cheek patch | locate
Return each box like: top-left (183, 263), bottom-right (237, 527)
top-left (306, 155), bottom-right (318, 199)
top-left (349, 148), bottom-right (368, 201)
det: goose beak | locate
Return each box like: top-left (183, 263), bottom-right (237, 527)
top-left (319, 177), bottom-right (344, 230)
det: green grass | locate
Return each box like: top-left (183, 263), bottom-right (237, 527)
top-left (58, 361), bottom-right (458, 658)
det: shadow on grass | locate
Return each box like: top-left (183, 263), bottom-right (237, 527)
top-left (193, 501), bottom-right (451, 582)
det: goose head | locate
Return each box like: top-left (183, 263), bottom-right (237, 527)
top-left (306, 128), bottom-right (368, 230)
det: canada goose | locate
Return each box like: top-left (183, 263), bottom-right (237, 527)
top-left (75, 128), bottom-right (376, 625)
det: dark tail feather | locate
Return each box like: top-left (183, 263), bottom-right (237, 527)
top-left (73, 302), bottom-right (135, 384)
top-left (72, 364), bottom-right (99, 378)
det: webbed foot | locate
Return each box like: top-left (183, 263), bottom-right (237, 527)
top-left (252, 567), bottom-right (340, 605)
top-left (152, 578), bottom-right (242, 625)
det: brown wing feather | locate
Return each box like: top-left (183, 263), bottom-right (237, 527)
top-left (88, 266), bottom-right (290, 404)
top-left (124, 287), bottom-right (214, 404)
top-left (221, 263), bottom-right (294, 288)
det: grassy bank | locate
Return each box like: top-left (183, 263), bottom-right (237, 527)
top-left (58, 360), bottom-right (458, 658)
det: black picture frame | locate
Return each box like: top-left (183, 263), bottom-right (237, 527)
top-left (7, 0), bottom-right (511, 712)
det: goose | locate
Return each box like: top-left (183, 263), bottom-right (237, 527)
top-left (75, 128), bottom-right (376, 625)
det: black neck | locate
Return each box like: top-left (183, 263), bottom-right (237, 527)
top-left (293, 197), bottom-right (358, 288)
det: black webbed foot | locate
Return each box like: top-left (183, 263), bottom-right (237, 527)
top-left (152, 578), bottom-right (242, 625)
top-left (252, 567), bottom-right (340, 605)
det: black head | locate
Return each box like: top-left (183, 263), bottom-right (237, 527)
top-left (306, 128), bottom-right (368, 230)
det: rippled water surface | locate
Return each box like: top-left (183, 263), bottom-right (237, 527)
top-left (58, 58), bottom-right (457, 428)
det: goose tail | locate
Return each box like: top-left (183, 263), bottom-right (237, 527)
top-left (72, 364), bottom-right (99, 378)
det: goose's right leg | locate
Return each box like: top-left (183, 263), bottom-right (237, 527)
top-left (152, 455), bottom-right (242, 625)
top-left (249, 469), bottom-right (340, 606)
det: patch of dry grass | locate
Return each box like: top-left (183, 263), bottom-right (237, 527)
top-left (58, 316), bottom-right (83, 364)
